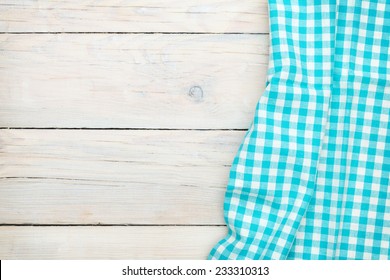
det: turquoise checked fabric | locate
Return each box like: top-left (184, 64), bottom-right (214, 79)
top-left (209, 0), bottom-right (390, 260)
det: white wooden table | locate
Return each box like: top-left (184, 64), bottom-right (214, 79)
top-left (0, 0), bottom-right (269, 259)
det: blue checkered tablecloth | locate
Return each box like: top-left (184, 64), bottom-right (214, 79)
top-left (209, 0), bottom-right (390, 260)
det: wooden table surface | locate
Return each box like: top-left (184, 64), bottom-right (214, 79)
top-left (0, 0), bottom-right (269, 259)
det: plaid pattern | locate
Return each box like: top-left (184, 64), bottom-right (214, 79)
top-left (208, 0), bottom-right (390, 260)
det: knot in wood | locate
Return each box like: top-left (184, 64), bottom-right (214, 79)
top-left (188, 86), bottom-right (204, 102)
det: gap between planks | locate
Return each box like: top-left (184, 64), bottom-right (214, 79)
top-left (0, 224), bottom-right (227, 227)
top-left (0, 128), bottom-right (247, 131)
top-left (0, 32), bottom-right (268, 35)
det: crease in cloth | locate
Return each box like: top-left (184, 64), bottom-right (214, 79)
top-left (208, 0), bottom-right (390, 260)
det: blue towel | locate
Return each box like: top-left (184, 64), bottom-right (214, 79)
top-left (209, 0), bottom-right (390, 259)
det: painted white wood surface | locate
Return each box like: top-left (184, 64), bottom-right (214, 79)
top-left (0, 226), bottom-right (227, 259)
top-left (0, 129), bottom-right (247, 225)
top-left (0, 0), bottom-right (269, 33)
top-left (0, 34), bottom-right (268, 129)
top-left (0, 0), bottom-right (269, 259)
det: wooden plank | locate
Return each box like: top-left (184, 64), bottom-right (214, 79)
top-left (0, 0), bottom-right (269, 33)
top-left (0, 129), bottom-right (246, 224)
top-left (0, 34), bottom-right (268, 129)
top-left (0, 226), bottom-right (227, 259)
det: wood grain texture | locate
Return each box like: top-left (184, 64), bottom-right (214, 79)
top-left (0, 226), bottom-right (227, 259)
top-left (0, 0), bottom-right (270, 259)
top-left (0, 129), bottom-right (247, 224)
top-left (0, 0), bottom-right (269, 33)
top-left (0, 34), bottom-right (268, 129)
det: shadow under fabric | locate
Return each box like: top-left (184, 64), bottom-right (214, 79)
top-left (208, 0), bottom-right (390, 260)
